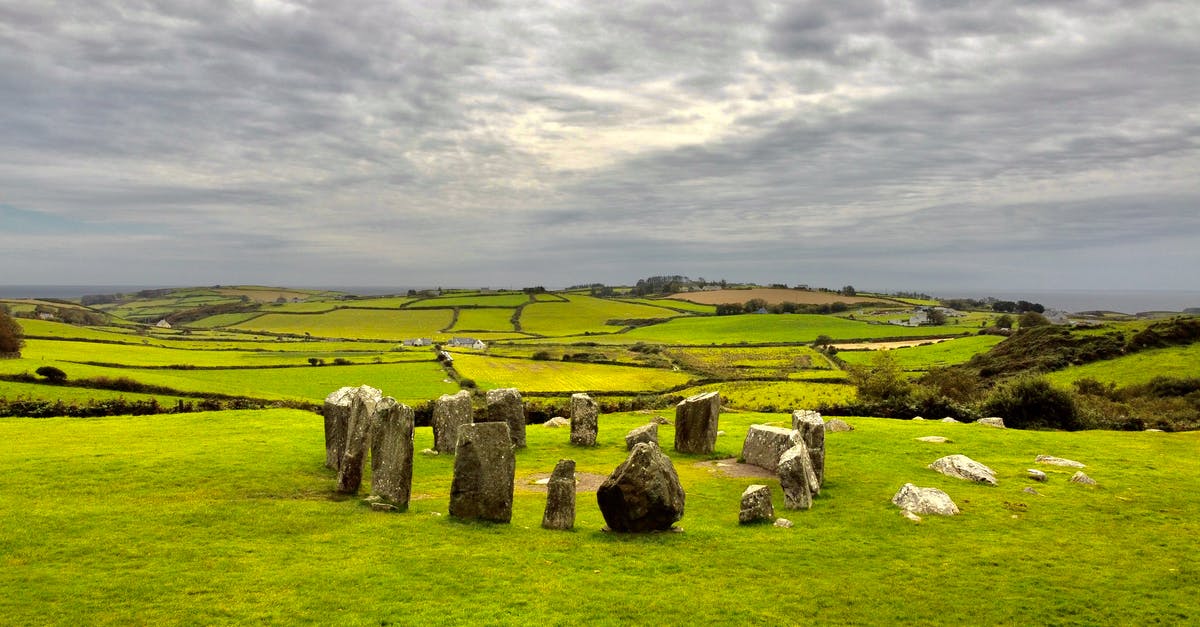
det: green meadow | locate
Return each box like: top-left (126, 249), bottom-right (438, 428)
top-left (449, 353), bottom-right (691, 393)
top-left (837, 335), bottom-right (1006, 371)
top-left (1, 409), bottom-right (1195, 624)
top-left (233, 308), bottom-right (453, 340)
top-left (519, 295), bottom-right (684, 336)
top-left (619, 314), bottom-right (968, 345)
top-left (1045, 343), bottom-right (1200, 388)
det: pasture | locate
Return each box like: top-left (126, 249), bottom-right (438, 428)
top-left (836, 335), bottom-right (1006, 371)
top-left (1045, 343), bottom-right (1200, 388)
top-left (448, 353), bottom-right (691, 393)
top-left (618, 314), bottom-right (968, 345)
top-left (1, 409), bottom-right (1195, 624)
top-left (518, 295), bottom-right (684, 336)
top-left (233, 309), bottom-right (454, 340)
top-left (667, 288), bottom-right (887, 306)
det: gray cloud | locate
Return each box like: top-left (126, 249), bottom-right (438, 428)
top-left (1, 0), bottom-right (1197, 291)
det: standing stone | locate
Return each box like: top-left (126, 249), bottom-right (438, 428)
top-left (570, 393), bottom-right (599, 446)
top-left (432, 390), bottom-right (474, 455)
top-left (597, 442), bottom-right (685, 532)
top-left (892, 483), bottom-right (960, 516)
top-left (739, 484), bottom-right (775, 524)
top-left (337, 392), bottom-right (382, 494)
top-left (741, 425), bottom-right (798, 472)
top-left (484, 388), bottom-right (526, 448)
top-left (977, 417), bottom-right (1006, 428)
top-left (625, 423), bottom-right (659, 450)
top-left (542, 459), bottom-right (577, 530)
top-left (674, 391), bottom-right (720, 454)
top-left (928, 454), bottom-right (998, 486)
top-left (449, 422), bottom-right (516, 522)
top-left (370, 398), bottom-right (414, 509)
top-left (778, 441), bottom-right (820, 509)
top-left (792, 409), bottom-right (826, 486)
top-left (323, 385), bottom-right (382, 470)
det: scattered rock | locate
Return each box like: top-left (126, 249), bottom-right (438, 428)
top-left (1035, 455), bottom-right (1085, 468)
top-left (891, 483), bottom-right (960, 516)
top-left (1069, 471), bottom-right (1097, 486)
top-left (778, 442), bottom-right (820, 510)
top-left (928, 454), bottom-right (997, 485)
top-left (484, 388), bottom-right (526, 448)
top-left (625, 423), bottom-right (658, 450)
top-left (792, 410), bottom-right (826, 486)
top-left (597, 442), bottom-right (685, 532)
top-left (912, 416), bottom-right (925, 421)
top-left (323, 385), bottom-right (382, 470)
top-left (542, 459), bottom-right (576, 530)
top-left (650, 415), bottom-right (672, 425)
top-left (901, 510), bottom-right (922, 523)
top-left (431, 390), bottom-right (474, 455)
top-left (773, 518), bottom-right (793, 528)
top-left (717, 430), bottom-right (726, 436)
top-left (370, 397), bottom-right (414, 509)
top-left (449, 422), bottom-right (516, 523)
top-left (569, 393), bottom-right (599, 447)
top-left (824, 418), bottom-right (854, 432)
top-left (738, 484), bottom-right (775, 524)
top-left (674, 391), bottom-right (720, 454)
top-left (420, 448), bottom-right (438, 456)
top-left (940, 417), bottom-right (961, 424)
top-left (1022, 487), bottom-right (1040, 495)
top-left (976, 416), bottom-right (1006, 428)
top-left (1026, 469), bottom-right (1048, 482)
top-left (741, 425), bottom-right (798, 472)
top-left (543, 416), bottom-right (570, 428)
top-left (915, 436), bottom-right (951, 443)
top-left (370, 502), bottom-right (398, 512)
top-left (1145, 428), bottom-right (1164, 433)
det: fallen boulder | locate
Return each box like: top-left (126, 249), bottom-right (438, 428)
top-left (597, 442), bottom-right (685, 532)
top-left (976, 416), bottom-right (1005, 428)
top-left (738, 484), bottom-right (775, 524)
top-left (1069, 471), bottom-right (1098, 486)
top-left (1035, 455), bottom-right (1085, 468)
top-left (741, 425), bottom-right (797, 472)
top-left (928, 454), bottom-right (997, 486)
top-left (824, 418), bottom-right (854, 432)
top-left (892, 483), bottom-right (960, 516)
top-left (624, 423), bottom-right (658, 450)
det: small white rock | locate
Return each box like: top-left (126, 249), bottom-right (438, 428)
top-left (773, 518), bottom-right (794, 528)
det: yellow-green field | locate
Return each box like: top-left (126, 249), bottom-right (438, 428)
top-left (233, 309), bottom-right (453, 340)
top-left (1045, 343), bottom-right (1200, 388)
top-left (836, 335), bottom-right (1006, 371)
top-left (449, 353), bottom-right (691, 393)
top-left (519, 295), bottom-right (684, 336)
top-left (407, 293), bottom-right (531, 308)
top-left (680, 380), bottom-right (857, 411)
top-left (450, 308), bottom-right (518, 333)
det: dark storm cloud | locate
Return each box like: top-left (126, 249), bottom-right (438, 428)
top-left (0, 0), bottom-right (1196, 289)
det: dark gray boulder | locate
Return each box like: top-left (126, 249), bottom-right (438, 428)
top-left (739, 484), bottom-right (775, 524)
top-left (484, 388), bottom-right (526, 448)
top-left (431, 390), bottom-right (473, 455)
top-left (449, 422), bottom-right (516, 522)
top-left (541, 459), bottom-right (577, 530)
top-left (625, 423), bottom-right (659, 450)
top-left (570, 393), bottom-right (599, 446)
top-left (323, 385), bottom-right (382, 470)
top-left (597, 442), bottom-right (685, 532)
top-left (674, 391), bottom-right (720, 454)
top-left (792, 409), bottom-right (826, 486)
top-left (778, 442), bottom-right (820, 510)
top-left (370, 398), bottom-right (414, 509)
top-left (337, 392), bottom-right (382, 494)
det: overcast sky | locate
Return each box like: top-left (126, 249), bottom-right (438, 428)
top-left (2, 0), bottom-right (1198, 292)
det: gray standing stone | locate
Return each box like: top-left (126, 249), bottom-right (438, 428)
top-left (674, 391), bottom-right (720, 454)
top-left (449, 422), bottom-right (516, 522)
top-left (739, 484), bottom-right (775, 524)
top-left (570, 393), bottom-right (599, 446)
top-left (337, 392), bottom-right (384, 494)
top-left (792, 409), bottom-right (826, 486)
top-left (625, 423), bottom-right (659, 450)
top-left (891, 483), bottom-right (960, 516)
top-left (484, 388), bottom-right (526, 448)
top-left (977, 417), bottom-right (1006, 428)
top-left (928, 454), bottom-right (998, 486)
top-left (597, 442), bottom-right (685, 532)
top-left (432, 390), bottom-right (473, 455)
top-left (778, 442), bottom-right (820, 510)
top-left (741, 425), bottom-right (798, 472)
top-left (370, 397), bottom-right (414, 509)
top-left (323, 385), bottom-right (382, 470)
top-left (542, 459), bottom-right (577, 530)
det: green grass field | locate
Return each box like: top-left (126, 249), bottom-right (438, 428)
top-left (233, 309), bottom-right (454, 340)
top-left (618, 314), bottom-right (969, 345)
top-left (450, 308), bottom-right (518, 333)
top-left (681, 380), bottom-right (857, 411)
top-left (666, 345), bottom-right (834, 378)
top-left (407, 293), bottom-right (531, 308)
top-left (18, 339), bottom-right (430, 368)
top-left (449, 353), bottom-right (691, 393)
top-left (837, 335), bottom-right (1006, 371)
top-left (519, 295), bottom-right (686, 336)
top-left (1, 409), bottom-right (1194, 624)
top-left (1045, 343), bottom-right (1200, 388)
top-left (0, 380), bottom-right (189, 405)
top-left (617, 297), bottom-right (717, 314)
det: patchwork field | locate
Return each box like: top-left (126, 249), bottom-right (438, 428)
top-left (233, 309), bottom-right (454, 340)
top-left (450, 308), bottom-right (519, 333)
top-left (407, 293), bottom-right (532, 308)
top-left (2, 409), bottom-right (1194, 624)
top-left (519, 295), bottom-right (684, 336)
top-left (448, 353), bottom-right (691, 393)
top-left (836, 335), bottom-right (1006, 372)
top-left (680, 380), bottom-right (857, 412)
top-left (1045, 343), bottom-right (1200, 388)
top-left (617, 314), bottom-right (968, 345)
top-left (668, 288), bottom-right (889, 306)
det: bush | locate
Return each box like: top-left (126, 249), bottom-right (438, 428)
top-left (0, 309), bottom-right (23, 356)
top-left (459, 378), bottom-right (477, 389)
top-left (532, 351), bottom-right (553, 361)
top-left (332, 358), bottom-right (351, 366)
top-left (35, 366), bottom-right (67, 382)
top-left (982, 376), bottom-right (1080, 430)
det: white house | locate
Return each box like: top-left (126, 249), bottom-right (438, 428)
top-left (446, 337), bottom-right (487, 350)
top-left (155, 319), bottom-right (172, 329)
top-left (403, 338), bottom-right (432, 347)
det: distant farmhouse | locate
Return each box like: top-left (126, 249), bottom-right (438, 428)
top-left (155, 319), bottom-right (172, 329)
top-left (402, 338), bottom-right (432, 347)
top-left (446, 337), bottom-right (487, 350)
top-left (889, 306), bottom-right (963, 327)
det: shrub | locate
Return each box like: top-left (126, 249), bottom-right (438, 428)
top-left (459, 378), bottom-right (477, 389)
top-left (0, 309), bottom-right (23, 356)
top-left (308, 358), bottom-right (325, 366)
top-left (35, 366), bottom-right (67, 382)
top-left (982, 376), bottom-right (1080, 430)
top-left (332, 358), bottom-right (351, 366)
top-left (532, 351), bottom-right (553, 361)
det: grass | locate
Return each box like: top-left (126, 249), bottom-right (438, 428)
top-left (519, 295), bottom-right (686, 336)
top-left (18, 339), bottom-right (430, 368)
top-left (2, 408), bottom-right (1195, 624)
top-left (617, 298), bottom-right (717, 314)
top-left (666, 345), bottom-right (834, 379)
top-left (232, 309), bottom-right (454, 340)
top-left (618, 314), bottom-right (969, 345)
top-left (407, 293), bottom-right (531, 308)
top-left (450, 308), bottom-right (518, 333)
top-left (836, 335), bottom-right (1006, 371)
top-left (680, 380), bottom-right (857, 411)
top-left (0, 380), bottom-right (188, 405)
top-left (1045, 343), bottom-right (1200, 388)
top-left (449, 353), bottom-right (691, 393)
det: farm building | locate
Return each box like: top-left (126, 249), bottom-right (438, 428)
top-left (156, 319), bottom-right (172, 329)
top-left (403, 338), bottom-right (433, 347)
top-left (446, 337), bottom-right (487, 350)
